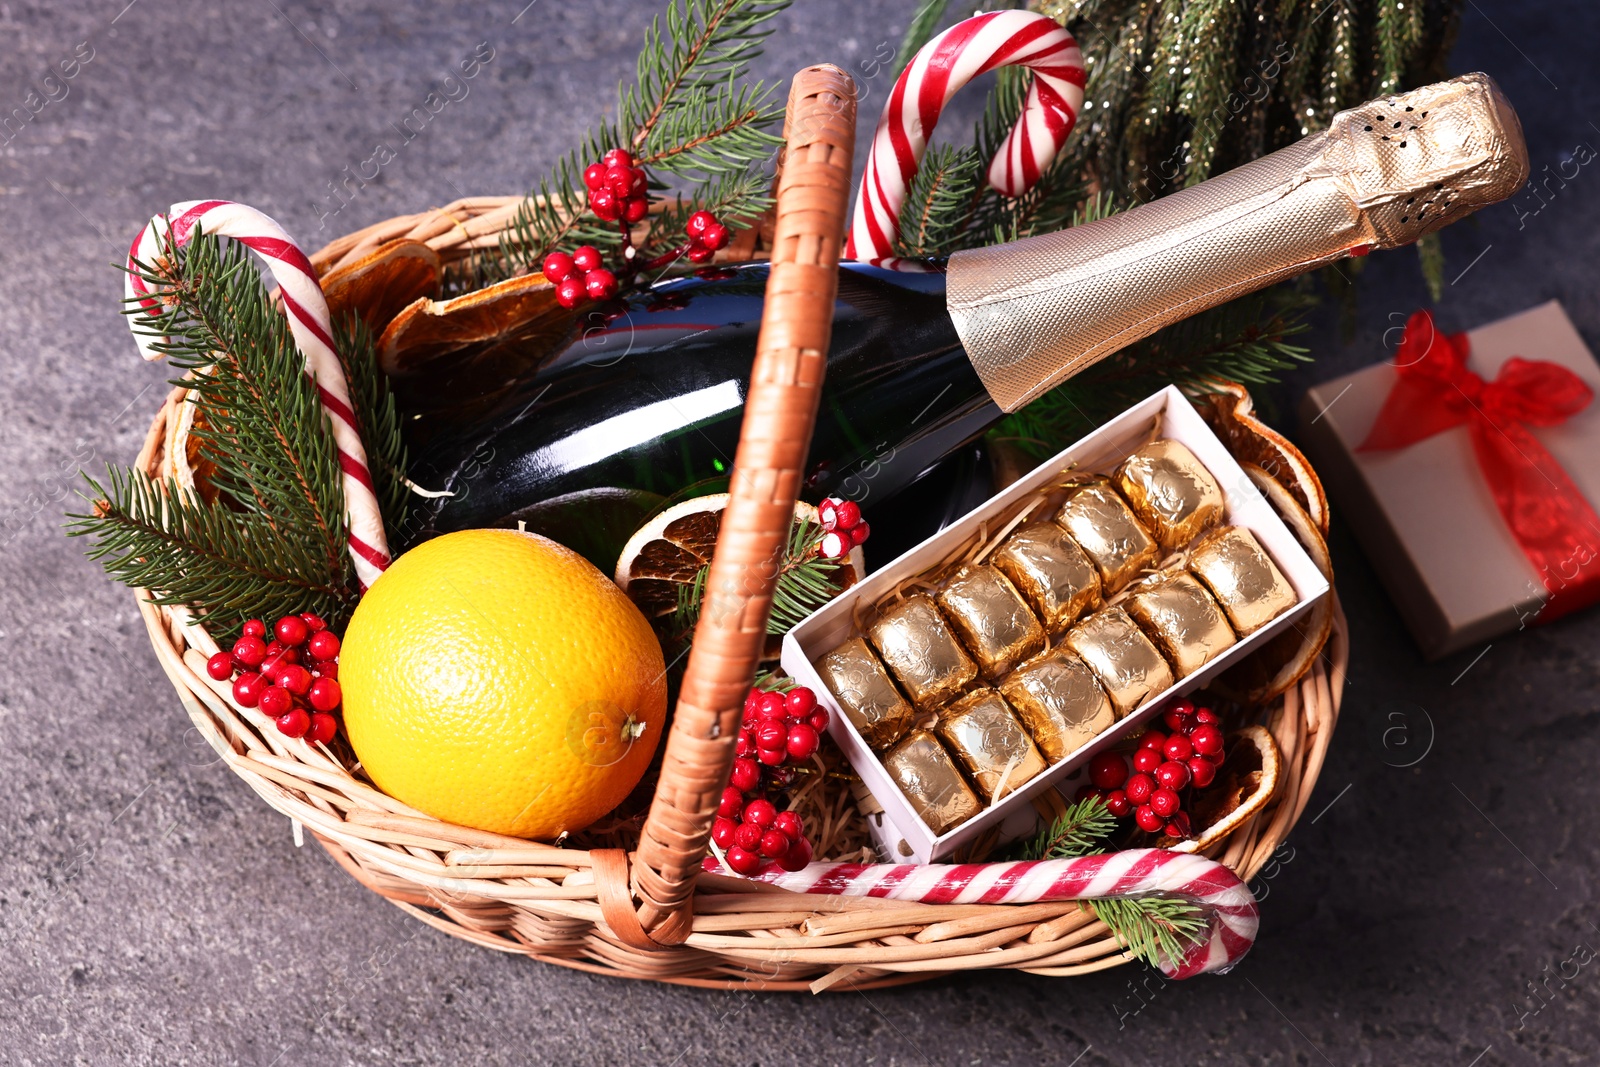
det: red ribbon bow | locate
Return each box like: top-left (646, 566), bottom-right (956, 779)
top-left (1358, 310), bottom-right (1600, 622)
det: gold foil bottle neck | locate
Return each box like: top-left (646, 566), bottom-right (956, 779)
top-left (947, 74), bottom-right (1529, 412)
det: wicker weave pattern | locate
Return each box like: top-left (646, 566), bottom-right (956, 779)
top-left (132, 66), bottom-right (1347, 991)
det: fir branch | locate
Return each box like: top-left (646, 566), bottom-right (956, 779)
top-left (895, 144), bottom-right (981, 258)
top-left (669, 516), bottom-right (844, 639)
top-left (643, 172), bottom-right (772, 260)
top-left (898, 0), bottom-right (952, 68)
top-left (1088, 895), bottom-right (1209, 969)
top-left (1013, 795), bottom-right (1119, 859)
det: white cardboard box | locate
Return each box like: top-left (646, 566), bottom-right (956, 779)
top-left (780, 386), bottom-right (1330, 864)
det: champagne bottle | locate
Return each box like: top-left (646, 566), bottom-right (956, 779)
top-left (402, 74), bottom-right (1526, 571)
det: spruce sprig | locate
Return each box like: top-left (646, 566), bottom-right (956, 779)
top-left (1089, 895), bottom-right (1209, 970)
top-left (894, 144), bottom-right (981, 258)
top-left (1017, 794), bottom-right (1119, 859)
top-left (671, 516), bottom-right (845, 638)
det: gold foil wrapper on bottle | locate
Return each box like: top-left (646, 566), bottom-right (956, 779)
top-left (1055, 480), bottom-right (1160, 594)
top-left (816, 637), bottom-right (915, 749)
top-left (1188, 525), bottom-right (1298, 635)
top-left (867, 594), bottom-right (978, 710)
top-left (883, 729), bottom-right (982, 836)
top-left (999, 649), bottom-right (1115, 762)
top-left (934, 688), bottom-right (1047, 802)
top-left (936, 564), bottom-right (1046, 681)
top-left (1123, 572), bottom-right (1238, 678)
top-left (991, 522), bottom-right (1103, 637)
top-left (1064, 606), bottom-right (1175, 716)
top-left (1115, 439), bottom-right (1225, 552)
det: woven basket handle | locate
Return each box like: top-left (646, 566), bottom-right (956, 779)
top-left (619, 66), bottom-right (857, 943)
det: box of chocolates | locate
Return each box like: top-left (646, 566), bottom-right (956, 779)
top-left (781, 387), bottom-right (1330, 863)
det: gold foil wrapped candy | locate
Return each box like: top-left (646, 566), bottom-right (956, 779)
top-left (999, 649), bottom-right (1115, 762)
top-left (1115, 438), bottom-right (1225, 552)
top-left (1188, 525), bottom-right (1299, 635)
top-left (936, 564), bottom-right (1046, 680)
top-left (816, 637), bottom-right (915, 749)
top-left (867, 594), bottom-right (978, 710)
top-left (1055, 480), bottom-right (1160, 593)
top-left (882, 729), bottom-right (982, 835)
top-left (1064, 606), bottom-right (1175, 716)
top-left (934, 688), bottom-right (1047, 802)
top-left (1123, 572), bottom-right (1237, 678)
top-left (991, 522), bottom-right (1102, 637)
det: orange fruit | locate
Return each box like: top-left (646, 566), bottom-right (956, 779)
top-left (340, 528), bottom-right (666, 839)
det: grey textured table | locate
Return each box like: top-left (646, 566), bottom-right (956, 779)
top-left (3, 2), bottom-right (1596, 1064)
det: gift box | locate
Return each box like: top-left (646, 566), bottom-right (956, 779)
top-left (1298, 301), bottom-right (1600, 659)
top-left (781, 387), bottom-right (1329, 864)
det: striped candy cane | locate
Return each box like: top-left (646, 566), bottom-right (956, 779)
top-left (125, 200), bottom-right (390, 589)
top-left (846, 10), bottom-right (1086, 263)
top-left (707, 848), bottom-right (1258, 978)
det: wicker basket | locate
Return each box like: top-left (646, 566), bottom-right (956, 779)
top-left (133, 66), bottom-right (1346, 991)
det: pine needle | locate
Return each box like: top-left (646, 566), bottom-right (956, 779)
top-left (1089, 895), bottom-right (1209, 969)
top-left (1013, 795), bottom-right (1119, 860)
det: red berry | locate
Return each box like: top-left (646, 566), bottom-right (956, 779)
top-left (276, 708), bottom-right (311, 739)
top-left (307, 712), bottom-right (338, 745)
top-left (817, 497), bottom-right (840, 529)
top-left (832, 499), bottom-right (861, 531)
top-left (711, 817), bottom-right (737, 849)
top-left (1124, 773), bottom-right (1154, 805)
top-left (786, 723), bottom-right (819, 761)
top-left (735, 730), bottom-right (754, 757)
top-left (1088, 751), bottom-right (1128, 790)
top-left (572, 245), bottom-right (603, 273)
top-left (1163, 734), bottom-right (1194, 763)
top-left (298, 612), bottom-right (327, 632)
top-left (1194, 707), bottom-right (1220, 726)
top-left (307, 630), bottom-right (340, 661)
top-left (1135, 805), bottom-right (1165, 833)
top-left (759, 829), bottom-right (791, 859)
top-left (1188, 756), bottom-right (1217, 789)
top-left (729, 758), bottom-right (761, 793)
top-left (734, 822), bottom-right (763, 851)
top-left (744, 798), bottom-right (777, 828)
top-left (207, 652), bottom-right (235, 681)
top-left (850, 522), bottom-right (871, 546)
top-left (264, 640), bottom-right (285, 657)
top-left (686, 210), bottom-right (715, 238)
top-left (277, 665), bottom-right (313, 697)
top-left (1168, 698), bottom-right (1196, 719)
top-left (623, 196), bottom-right (649, 224)
top-left (778, 835), bottom-right (812, 872)
top-left (1162, 707), bottom-right (1192, 733)
top-left (1149, 787), bottom-right (1180, 818)
top-left (1165, 811), bottom-right (1193, 838)
top-left (718, 786), bottom-right (744, 819)
top-left (756, 720), bottom-right (787, 750)
top-left (758, 746), bottom-right (785, 766)
top-left (1154, 760), bottom-right (1191, 792)
top-left (259, 651), bottom-right (292, 682)
top-left (757, 691), bottom-right (787, 719)
top-left (555, 276), bottom-right (586, 309)
top-left (232, 636), bottom-right (267, 668)
top-left (725, 845), bottom-right (761, 875)
top-left (785, 687), bottom-right (817, 718)
top-left (308, 677), bottom-right (342, 712)
top-left (743, 688), bottom-right (763, 714)
top-left (274, 615), bottom-right (309, 647)
top-left (258, 685), bottom-right (292, 718)
top-left (589, 186), bottom-right (619, 220)
top-left (583, 162), bottom-right (608, 189)
top-left (775, 810), bottom-right (803, 839)
top-left (1075, 784), bottom-right (1100, 803)
top-left (232, 672), bottom-right (266, 709)
top-left (584, 268), bottom-right (618, 301)
top-left (808, 708), bottom-right (830, 733)
top-left (541, 251), bottom-right (575, 282)
top-left (686, 245), bottom-right (715, 263)
top-left (1190, 723), bottom-right (1224, 757)
top-left (601, 148), bottom-right (634, 170)
top-left (604, 164), bottom-right (633, 196)
top-left (1105, 789), bottom-right (1132, 818)
top-left (700, 222), bottom-right (730, 250)
top-left (312, 660), bottom-right (338, 681)
top-left (1132, 747), bottom-right (1163, 774)
top-left (1139, 730), bottom-right (1167, 751)
top-left (241, 619), bottom-right (266, 640)
top-left (819, 531), bottom-right (850, 559)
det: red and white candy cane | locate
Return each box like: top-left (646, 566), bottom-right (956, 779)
top-left (707, 847), bottom-right (1258, 978)
top-left (846, 10), bottom-right (1087, 263)
top-left (125, 199), bottom-right (391, 589)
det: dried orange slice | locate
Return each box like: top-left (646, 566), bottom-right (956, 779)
top-left (376, 272), bottom-right (571, 377)
top-left (319, 239), bottom-right (441, 335)
top-left (1164, 723), bottom-right (1281, 853)
top-left (614, 493), bottom-right (865, 639)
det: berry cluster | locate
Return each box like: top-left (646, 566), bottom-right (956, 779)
top-left (1080, 700), bottom-right (1226, 839)
top-left (206, 614), bottom-right (343, 743)
top-left (816, 496), bottom-right (870, 560)
top-left (681, 209), bottom-right (731, 264)
top-left (583, 148), bottom-right (650, 226)
top-left (542, 245), bottom-right (617, 310)
top-left (711, 684), bottom-right (831, 875)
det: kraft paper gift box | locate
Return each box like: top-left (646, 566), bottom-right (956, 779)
top-left (1298, 300), bottom-right (1600, 660)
